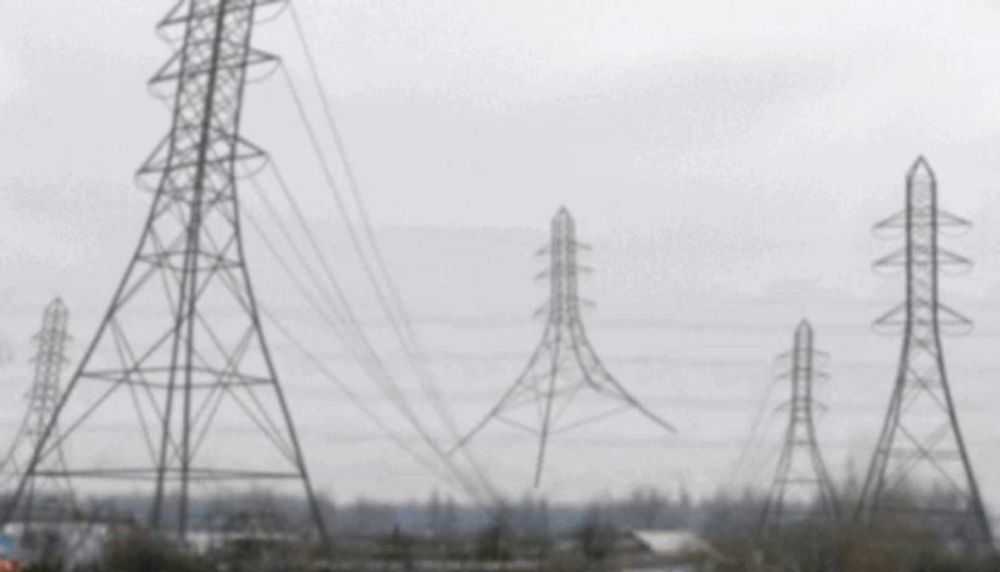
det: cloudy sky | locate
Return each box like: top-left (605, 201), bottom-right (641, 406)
top-left (3, 0), bottom-right (1000, 512)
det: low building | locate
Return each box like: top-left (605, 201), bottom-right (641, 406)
top-left (620, 529), bottom-right (727, 572)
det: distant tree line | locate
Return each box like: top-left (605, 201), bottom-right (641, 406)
top-left (12, 478), bottom-right (1000, 571)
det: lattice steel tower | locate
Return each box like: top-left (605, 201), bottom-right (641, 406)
top-left (760, 320), bottom-right (838, 532)
top-left (856, 157), bottom-right (992, 548)
top-left (452, 207), bottom-right (675, 486)
top-left (0, 298), bottom-right (78, 528)
top-left (0, 0), bottom-right (329, 545)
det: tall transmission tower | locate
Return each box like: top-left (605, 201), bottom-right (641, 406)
top-left (452, 207), bottom-right (675, 486)
top-left (759, 320), bottom-right (838, 533)
top-left (856, 157), bottom-right (992, 549)
top-left (0, 0), bottom-right (330, 547)
top-left (0, 299), bottom-right (78, 530)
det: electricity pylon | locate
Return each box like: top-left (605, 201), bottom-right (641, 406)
top-left (856, 157), bottom-right (992, 549)
top-left (452, 207), bottom-right (675, 486)
top-left (0, 299), bottom-right (78, 529)
top-left (759, 320), bottom-right (838, 533)
top-left (0, 0), bottom-right (330, 547)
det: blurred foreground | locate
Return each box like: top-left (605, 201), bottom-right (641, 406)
top-left (4, 485), bottom-right (997, 571)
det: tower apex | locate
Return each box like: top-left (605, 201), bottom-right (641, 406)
top-left (908, 155), bottom-right (934, 181)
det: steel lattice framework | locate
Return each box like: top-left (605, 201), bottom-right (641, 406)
top-left (452, 207), bottom-right (675, 486)
top-left (0, 298), bottom-right (78, 528)
top-left (760, 320), bottom-right (838, 533)
top-left (855, 157), bottom-right (992, 549)
top-left (0, 0), bottom-right (329, 545)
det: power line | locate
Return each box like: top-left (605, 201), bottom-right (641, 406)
top-left (258, 304), bottom-right (466, 489)
top-left (243, 170), bottom-right (491, 501)
top-left (725, 370), bottom-right (781, 490)
top-left (242, 204), bottom-right (487, 500)
top-left (284, 2), bottom-right (479, 478)
top-left (272, 25), bottom-right (496, 497)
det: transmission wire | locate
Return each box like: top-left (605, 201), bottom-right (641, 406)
top-left (725, 365), bottom-right (782, 490)
top-left (260, 305), bottom-right (465, 488)
top-left (282, 7), bottom-right (495, 498)
top-left (242, 211), bottom-right (469, 491)
top-left (271, 64), bottom-right (493, 500)
top-left (243, 186), bottom-right (487, 500)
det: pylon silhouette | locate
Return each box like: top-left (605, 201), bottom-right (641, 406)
top-left (0, 0), bottom-right (329, 546)
top-left (759, 320), bottom-right (838, 533)
top-left (855, 157), bottom-right (992, 550)
top-left (0, 299), bottom-right (79, 529)
top-left (452, 207), bottom-right (674, 486)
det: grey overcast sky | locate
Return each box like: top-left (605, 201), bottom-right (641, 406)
top-left (3, 1), bottom-right (1000, 507)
